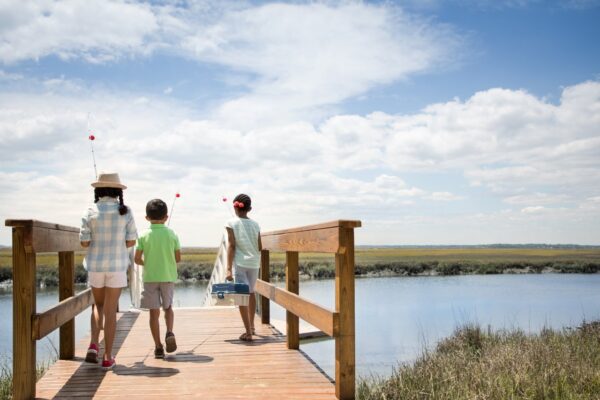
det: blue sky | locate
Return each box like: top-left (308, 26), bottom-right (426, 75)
top-left (1, 0), bottom-right (599, 246)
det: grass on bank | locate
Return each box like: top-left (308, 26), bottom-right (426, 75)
top-left (0, 360), bottom-right (50, 400)
top-left (358, 321), bottom-right (600, 400)
top-left (2, 247), bottom-right (600, 287)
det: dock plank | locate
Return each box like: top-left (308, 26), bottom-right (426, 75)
top-left (36, 308), bottom-right (336, 400)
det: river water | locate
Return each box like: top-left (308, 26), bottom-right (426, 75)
top-left (1, 274), bottom-right (600, 379)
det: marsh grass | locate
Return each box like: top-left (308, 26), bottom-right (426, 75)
top-left (0, 358), bottom-right (52, 400)
top-left (2, 247), bottom-right (600, 286)
top-left (357, 321), bottom-right (600, 400)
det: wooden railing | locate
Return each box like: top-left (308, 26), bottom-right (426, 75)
top-left (5, 220), bottom-right (94, 400)
top-left (256, 220), bottom-right (361, 400)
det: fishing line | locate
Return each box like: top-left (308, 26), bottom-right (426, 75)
top-left (168, 192), bottom-right (181, 227)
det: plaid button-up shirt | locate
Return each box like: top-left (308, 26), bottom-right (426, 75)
top-left (79, 197), bottom-right (138, 272)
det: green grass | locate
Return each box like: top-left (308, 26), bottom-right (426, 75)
top-left (0, 359), bottom-right (51, 400)
top-left (357, 321), bottom-right (600, 400)
top-left (2, 247), bottom-right (600, 286)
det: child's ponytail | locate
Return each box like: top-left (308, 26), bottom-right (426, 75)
top-left (118, 192), bottom-right (128, 216)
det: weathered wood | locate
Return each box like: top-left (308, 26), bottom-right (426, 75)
top-left (36, 308), bottom-right (337, 399)
top-left (286, 251), bottom-right (300, 350)
top-left (5, 220), bottom-right (80, 253)
top-left (263, 220), bottom-right (361, 236)
top-left (261, 226), bottom-right (341, 253)
top-left (12, 226), bottom-right (37, 400)
top-left (260, 249), bottom-right (270, 324)
top-left (31, 226), bottom-right (80, 253)
top-left (335, 227), bottom-right (356, 400)
top-left (33, 289), bottom-right (94, 340)
top-left (255, 280), bottom-right (339, 337)
top-left (5, 219), bottom-right (80, 232)
top-left (58, 251), bottom-right (75, 359)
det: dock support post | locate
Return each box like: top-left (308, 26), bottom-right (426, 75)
top-left (335, 227), bottom-right (355, 400)
top-left (260, 250), bottom-right (270, 324)
top-left (286, 251), bottom-right (299, 350)
top-left (12, 226), bottom-right (37, 400)
top-left (58, 251), bottom-right (75, 360)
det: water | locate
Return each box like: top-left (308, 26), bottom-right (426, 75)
top-left (1, 274), bottom-right (600, 379)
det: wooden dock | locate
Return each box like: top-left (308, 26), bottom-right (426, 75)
top-left (36, 307), bottom-right (336, 399)
top-left (7, 219), bottom-right (360, 399)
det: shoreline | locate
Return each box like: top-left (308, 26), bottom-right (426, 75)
top-left (1, 263), bottom-right (599, 290)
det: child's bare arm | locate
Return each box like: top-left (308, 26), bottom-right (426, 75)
top-left (175, 250), bottom-right (181, 263)
top-left (134, 249), bottom-right (144, 266)
top-left (226, 228), bottom-right (235, 281)
top-left (126, 240), bottom-right (136, 248)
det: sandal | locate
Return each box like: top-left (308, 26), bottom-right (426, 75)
top-left (239, 332), bottom-right (253, 342)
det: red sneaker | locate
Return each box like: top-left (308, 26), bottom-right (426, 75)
top-left (85, 343), bottom-right (99, 363)
top-left (101, 358), bottom-right (116, 370)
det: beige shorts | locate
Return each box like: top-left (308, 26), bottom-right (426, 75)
top-left (141, 282), bottom-right (175, 310)
top-left (88, 271), bottom-right (127, 288)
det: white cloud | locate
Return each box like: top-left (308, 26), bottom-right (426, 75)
top-left (521, 206), bottom-right (548, 214)
top-left (0, 0), bottom-right (158, 64)
top-left (2, 79), bottom-right (600, 245)
top-left (0, 1), bottom-right (599, 244)
top-left (0, 1), bottom-right (463, 128)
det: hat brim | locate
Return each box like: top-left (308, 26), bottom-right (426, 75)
top-left (91, 182), bottom-right (127, 189)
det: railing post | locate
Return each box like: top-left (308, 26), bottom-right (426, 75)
top-left (286, 251), bottom-right (299, 350)
top-left (58, 251), bottom-right (75, 360)
top-left (260, 249), bottom-right (270, 324)
top-left (12, 226), bottom-right (37, 400)
top-left (335, 227), bottom-right (356, 400)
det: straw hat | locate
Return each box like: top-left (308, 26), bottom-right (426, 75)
top-left (91, 172), bottom-right (127, 189)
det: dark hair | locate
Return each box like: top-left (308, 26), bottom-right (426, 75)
top-left (146, 199), bottom-right (168, 220)
top-left (94, 187), bottom-right (128, 215)
top-left (233, 193), bottom-right (252, 211)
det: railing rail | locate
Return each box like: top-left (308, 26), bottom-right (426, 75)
top-left (256, 219), bottom-right (361, 400)
top-left (201, 230), bottom-right (229, 307)
top-left (5, 219), bottom-right (94, 400)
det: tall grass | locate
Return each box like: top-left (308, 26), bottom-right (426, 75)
top-left (1, 247), bottom-right (600, 287)
top-left (358, 322), bottom-right (600, 400)
top-left (0, 359), bottom-right (52, 400)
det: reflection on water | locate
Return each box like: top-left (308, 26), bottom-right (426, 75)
top-left (1, 274), bottom-right (600, 379)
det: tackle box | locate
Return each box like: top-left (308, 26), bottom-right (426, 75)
top-left (211, 282), bottom-right (250, 306)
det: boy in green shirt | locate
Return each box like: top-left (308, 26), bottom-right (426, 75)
top-left (134, 199), bottom-right (181, 358)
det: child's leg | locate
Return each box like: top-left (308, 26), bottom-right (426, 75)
top-left (164, 306), bottom-right (174, 334)
top-left (149, 308), bottom-right (162, 348)
top-left (238, 305), bottom-right (252, 335)
top-left (90, 288), bottom-right (106, 345)
top-left (102, 287), bottom-right (122, 360)
top-left (248, 293), bottom-right (256, 332)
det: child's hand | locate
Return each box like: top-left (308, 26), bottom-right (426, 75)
top-left (226, 270), bottom-right (233, 281)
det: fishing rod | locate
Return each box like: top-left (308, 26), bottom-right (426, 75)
top-left (168, 192), bottom-right (181, 227)
top-left (87, 113), bottom-right (98, 178)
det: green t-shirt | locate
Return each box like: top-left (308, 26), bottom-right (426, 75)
top-left (136, 224), bottom-right (180, 282)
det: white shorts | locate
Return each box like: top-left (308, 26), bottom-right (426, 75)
top-left (234, 266), bottom-right (259, 293)
top-left (88, 271), bottom-right (128, 288)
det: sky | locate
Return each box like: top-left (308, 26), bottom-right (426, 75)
top-left (1, 0), bottom-right (599, 246)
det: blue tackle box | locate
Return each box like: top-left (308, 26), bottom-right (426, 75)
top-left (211, 283), bottom-right (250, 306)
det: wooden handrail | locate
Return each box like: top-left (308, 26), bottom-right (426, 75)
top-left (255, 280), bottom-right (339, 336)
top-left (5, 219), bottom-right (81, 253)
top-left (261, 219), bottom-right (361, 253)
top-left (33, 289), bottom-right (94, 340)
top-left (5, 219), bottom-right (92, 400)
top-left (257, 219), bottom-right (361, 400)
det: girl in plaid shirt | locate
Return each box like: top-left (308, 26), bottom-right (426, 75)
top-left (80, 172), bottom-right (138, 370)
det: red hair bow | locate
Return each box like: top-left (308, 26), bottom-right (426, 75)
top-left (233, 201), bottom-right (245, 209)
